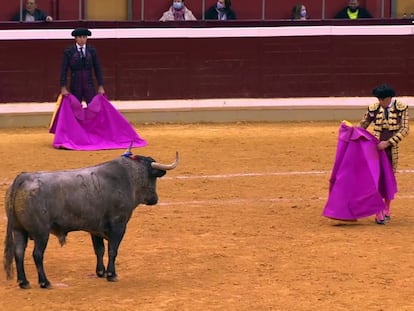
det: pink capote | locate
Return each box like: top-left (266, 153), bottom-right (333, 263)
top-left (49, 94), bottom-right (147, 151)
top-left (322, 122), bottom-right (397, 221)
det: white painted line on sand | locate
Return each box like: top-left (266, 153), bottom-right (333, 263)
top-left (163, 169), bottom-right (414, 180)
top-left (157, 194), bottom-right (414, 207)
top-left (165, 171), bottom-right (328, 180)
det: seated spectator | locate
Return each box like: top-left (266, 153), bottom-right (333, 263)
top-left (334, 0), bottom-right (372, 19)
top-left (12, 0), bottom-right (53, 22)
top-left (160, 0), bottom-right (196, 21)
top-left (205, 0), bottom-right (236, 20)
top-left (292, 4), bottom-right (308, 20)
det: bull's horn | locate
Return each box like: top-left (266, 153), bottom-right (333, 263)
top-left (151, 152), bottom-right (179, 170)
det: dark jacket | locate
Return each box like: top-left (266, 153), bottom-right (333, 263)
top-left (334, 7), bottom-right (372, 19)
top-left (12, 9), bottom-right (49, 21)
top-left (60, 45), bottom-right (104, 87)
top-left (60, 44), bottom-right (104, 104)
top-left (204, 6), bottom-right (236, 20)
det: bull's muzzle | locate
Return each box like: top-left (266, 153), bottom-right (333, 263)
top-left (146, 195), bottom-right (158, 205)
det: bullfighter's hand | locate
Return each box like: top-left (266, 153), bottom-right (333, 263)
top-left (98, 86), bottom-right (105, 94)
top-left (61, 87), bottom-right (70, 96)
top-left (377, 141), bottom-right (391, 150)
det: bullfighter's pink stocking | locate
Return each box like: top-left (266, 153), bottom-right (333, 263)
top-left (384, 199), bottom-right (391, 217)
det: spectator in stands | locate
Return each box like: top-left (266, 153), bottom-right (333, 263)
top-left (205, 0), bottom-right (236, 20)
top-left (60, 28), bottom-right (105, 105)
top-left (292, 4), bottom-right (308, 20)
top-left (160, 0), bottom-right (196, 21)
top-left (334, 0), bottom-right (372, 19)
top-left (12, 0), bottom-right (53, 22)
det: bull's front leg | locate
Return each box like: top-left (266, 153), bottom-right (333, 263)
top-left (106, 225), bottom-right (126, 282)
top-left (91, 234), bottom-right (106, 277)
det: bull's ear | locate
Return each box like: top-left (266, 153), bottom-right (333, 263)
top-left (151, 168), bottom-right (166, 178)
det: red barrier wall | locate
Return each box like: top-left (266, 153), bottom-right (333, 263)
top-left (0, 20), bottom-right (412, 103)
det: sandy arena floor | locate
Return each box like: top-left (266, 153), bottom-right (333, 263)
top-left (1, 122), bottom-right (414, 311)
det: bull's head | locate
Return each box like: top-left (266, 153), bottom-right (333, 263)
top-left (138, 152), bottom-right (179, 205)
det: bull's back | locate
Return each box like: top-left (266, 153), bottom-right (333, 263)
top-left (8, 162), bottom-right (136, 234)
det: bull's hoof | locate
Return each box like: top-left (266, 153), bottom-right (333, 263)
top-left (18, 281), bottom-right (31, 289)
top-left (96, 270), bottom-right (106, 278)
top-left (40, 281), bottom-right (51, 289)
top-left (106, 273), bottom-right (118, 282)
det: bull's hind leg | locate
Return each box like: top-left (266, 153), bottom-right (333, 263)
top-left (91, 234), bottom-right (106, 277)
top-left (14, 229), bottom-right (30, 289)
top-left (32, 235), bottom-right (51, 288)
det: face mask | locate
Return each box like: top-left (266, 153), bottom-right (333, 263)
top-left (217, 2), bottom-right (225, 10)
top-left (173, 2), bottom-right (183, 10)
top-left (349, 7), bottom-right (358, 13)
top-left (300, 9), bottom-right (307, 17)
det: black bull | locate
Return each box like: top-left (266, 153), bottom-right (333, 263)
top-left (3, 152), bottom-right (178, 289)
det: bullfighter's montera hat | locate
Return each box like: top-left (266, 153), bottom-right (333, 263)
top-left (71, 28), bottom-right (92, 37)
top-left (372, 84), bottom-right (396, 99)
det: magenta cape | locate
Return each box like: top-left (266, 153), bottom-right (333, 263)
top-left (49, 94), bottom-right (147, 151)
top-left (322, 122), bottom-right (397, 221)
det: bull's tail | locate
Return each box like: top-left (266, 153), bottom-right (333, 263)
top-left (4, 185), bottom-right (15, 280)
